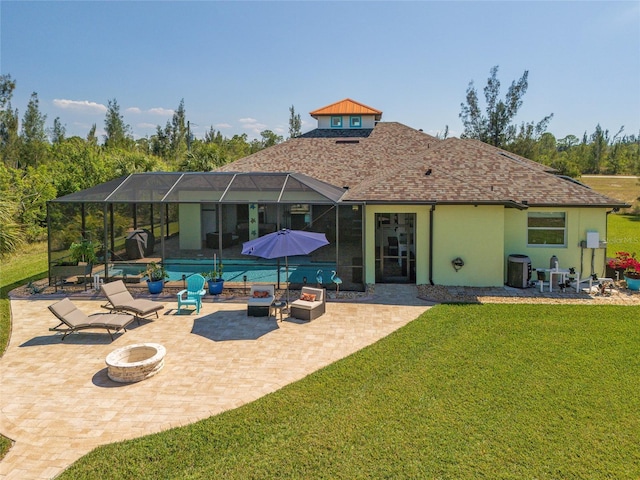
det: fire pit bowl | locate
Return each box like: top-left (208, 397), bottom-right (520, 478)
top-left (106, 343), bottom-right (166, 383)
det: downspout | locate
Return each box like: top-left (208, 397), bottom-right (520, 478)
top-left (429, 205), bottom-right (435, 285)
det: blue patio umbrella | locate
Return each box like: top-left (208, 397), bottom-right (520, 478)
top-left (241, 229), bottom-right (329, 305)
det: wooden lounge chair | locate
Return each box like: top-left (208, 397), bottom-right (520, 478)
top-left (48, 298), bottom-right (134, 341)
top-left (290, 287), bottom-right (326, 321)
top-left (101, 280), bottom-right (164, 324)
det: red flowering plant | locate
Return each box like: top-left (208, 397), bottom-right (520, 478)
top-left (607, 251), bottom-right (640, 279)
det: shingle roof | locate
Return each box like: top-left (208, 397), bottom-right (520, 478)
top-left (299, 128), bottom-right (373, 139)
top-left (309, 98), bottom-right (383, 121)
top-left (217, 122), bottom-right (628, 208)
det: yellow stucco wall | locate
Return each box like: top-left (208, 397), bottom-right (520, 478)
top-left (504, 207), bottom-right (609, 278)
top-left (432, 205), bottom-right (505, 286)
top-left (365, 204), bottom-right (504, 286)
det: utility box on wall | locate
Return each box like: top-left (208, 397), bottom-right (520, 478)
top-left (586, 231), bottom-right (600, 249)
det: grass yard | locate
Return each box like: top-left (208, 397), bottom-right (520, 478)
top-left (581, 175), bottom-right (639, 213)
top-left (579, 174), bottom-right (639, 257)
top-left (0, 242), bottom-right (49, 356)
top-left (59, 304), bottom-right (640, 480)
top-left (606, 214), bottom-right (640, 257)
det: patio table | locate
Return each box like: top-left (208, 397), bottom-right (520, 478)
top-left (271, 300), bottom-right (287, 322)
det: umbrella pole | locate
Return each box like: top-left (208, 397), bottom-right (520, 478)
top-left (285, 256), bottom-right (290, 307)
top-left (276, 258), bottom-right (280, 290)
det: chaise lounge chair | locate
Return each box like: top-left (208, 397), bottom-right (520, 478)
top-left (101, 280), bottom-right (164, 324)
top-left (48, 297), bottom-right (134, 341)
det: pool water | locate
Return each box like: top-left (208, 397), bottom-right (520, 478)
top-left (109, 257), bottom-right (336, 285)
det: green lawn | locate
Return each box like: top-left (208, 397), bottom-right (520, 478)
top-left (580, 175), bottom-right (639, 214)
top-left (607, 214), bottom-right (640, 257)
top-left (59, 304), bottom-right (640, 479)
top-left (0, 242), bottom-right (49, 356)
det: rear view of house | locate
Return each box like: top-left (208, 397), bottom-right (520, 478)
top-left (48, 98), bottom-right (629, 290)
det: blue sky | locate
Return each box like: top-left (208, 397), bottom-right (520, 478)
top-left (2, 1), bottom-right (639, 142)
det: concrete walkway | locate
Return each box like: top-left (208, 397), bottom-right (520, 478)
top-left (0, 285), bottom-right (433, 479)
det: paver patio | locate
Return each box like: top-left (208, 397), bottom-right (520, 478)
top-left (0, 285), bottom-right (432, 479)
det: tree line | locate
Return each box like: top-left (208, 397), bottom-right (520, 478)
top-left (0, 74), bottom-right (296, 255)
top-left (458, 65), bottom-right (639, 178)
top-left (1, 70), bottom-right (638, 256)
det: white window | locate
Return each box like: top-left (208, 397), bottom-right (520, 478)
top-left (527, 212), bottom-right (566, 246)
top-left (331, 116), bottom-right (342, 128)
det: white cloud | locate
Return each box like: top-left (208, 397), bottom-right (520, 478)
top-left (238, 117), bottom-right (267, 134)
top-left (137, 122), bottom-right (157, 129)
top-left (126, 107), bottom-right (142, 114)
top-left (53, 99), bottom-right (107, 114)
top-left (148, 107), bottom-right (174, 116)
top-left (216, 123), bottom-right (232, 129)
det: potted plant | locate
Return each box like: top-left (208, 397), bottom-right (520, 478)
top-left (203, 263), bottom-right (224, 295)
top-left (69, 239), bottom-right (97, 265)
top-left (607, 251), bottom-right (640, 291)
top-left (143, 262), bottom-right (168, 294)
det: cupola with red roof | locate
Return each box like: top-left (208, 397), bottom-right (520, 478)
top-left (309, 98), bottom-right (382, 129)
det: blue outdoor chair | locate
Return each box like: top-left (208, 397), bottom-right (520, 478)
top-left (177, 274), bottom-right (206, 314)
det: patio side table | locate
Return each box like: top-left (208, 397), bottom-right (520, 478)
top-left (271, 300), bottom-right (287, 322)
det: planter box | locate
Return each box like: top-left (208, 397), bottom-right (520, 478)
top-left (50, 263), bottom-right (92, 292)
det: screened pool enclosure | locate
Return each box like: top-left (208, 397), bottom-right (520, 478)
top-left (47, 172), bottom-right (364, 291)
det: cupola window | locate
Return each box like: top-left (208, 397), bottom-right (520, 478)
top-left (350, 116), bottom-right (362, 128)
top-left (331, 116), bottom-right (343, 128)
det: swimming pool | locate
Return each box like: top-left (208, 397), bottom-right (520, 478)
top-left (106, 258), bottom-right (337, 285)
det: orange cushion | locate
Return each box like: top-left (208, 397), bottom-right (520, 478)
top-left (300, 293), bottom-right (316, 302)
top-left (252, 290), bottom-right (270, 298)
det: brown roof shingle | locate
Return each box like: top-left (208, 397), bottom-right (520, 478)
top-left (217, 122), bottom-right (628, 208)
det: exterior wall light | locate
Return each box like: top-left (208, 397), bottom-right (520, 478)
top-left (451, 257), bottom-right (465, 272)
